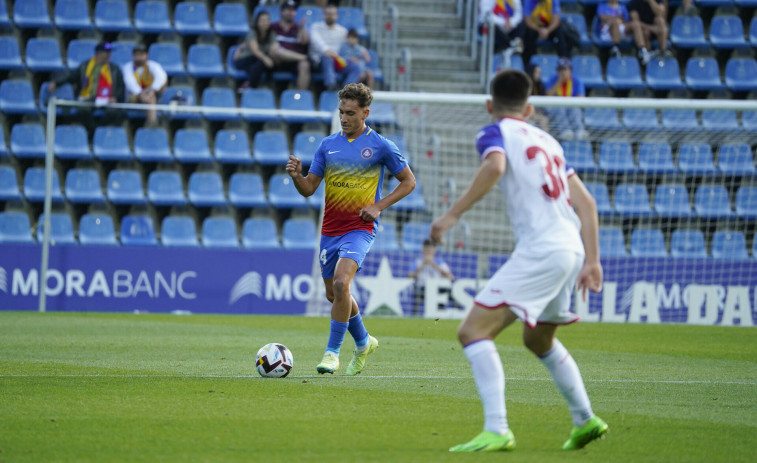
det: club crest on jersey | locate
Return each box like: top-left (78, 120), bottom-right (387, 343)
top-left (360, 147), bottom-right (373, 159)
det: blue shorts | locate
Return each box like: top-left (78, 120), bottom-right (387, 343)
top-left (319, 230), bottom-right (375, 279)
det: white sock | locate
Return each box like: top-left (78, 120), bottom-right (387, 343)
top-left (464, 340), bottom-right (508, 435)
top-left (539, 339), bottom-right (594, 426)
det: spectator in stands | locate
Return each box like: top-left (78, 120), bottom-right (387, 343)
top-left (122, 43), bottom-right (167, 127)
top-left (272, 1), bottom-right (312, 90)
top-left (478, 0), bottom-right (524, 55)
top-left (545, 58), bottom-right (586, 140)
top-left (309, 5), bottom-right (363, 91)
top-left (409, 239), bottom-right (454, 316)
top-left (596, 0), bottom-right (644, 59)
top-left (526, 64), bottom-right (550, 132)
top-left (628, 0), bottom-right (670, 65)
top-left (522, 0), bottom-right (578, 68)
top-left (338, 29), bottom-right (375, 89)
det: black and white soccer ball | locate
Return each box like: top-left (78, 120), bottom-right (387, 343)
top-left (255, 343), bottom-right (294, 378)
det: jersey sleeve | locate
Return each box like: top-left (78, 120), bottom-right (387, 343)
top-left (476, 124), bottom-right (505, 161)
top-left (382, 138), bottom-right (409, 176)
top-left (565, 162), bottom-right (577, 178)
top-left (308, 141), bottom-right (327, 178)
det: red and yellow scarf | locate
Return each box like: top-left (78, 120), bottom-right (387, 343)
top-left (531, 0), bottom-right (553, 27)
top-left (80, 58), bottom-right (113, 99)
top-left (557, 78), bottom-right (573, 97)
top-left (493, 0), bottom-right (515, 19)
top-left (134, 64), bottom-right (154, 89)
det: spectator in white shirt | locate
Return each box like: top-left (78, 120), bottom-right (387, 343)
top-left (122, 44), bottom-right (167, 127)
top-left (309, 5), bottom-right (362, 90)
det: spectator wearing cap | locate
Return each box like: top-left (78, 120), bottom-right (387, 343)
top-left (309, 4), bottom-right (362, 91)
top-left (545, 58), bottom-right (586, 140)
top-left (122, 43), bottom-right (167, 127)
top-left (272, 0), bottom-right (311, 90)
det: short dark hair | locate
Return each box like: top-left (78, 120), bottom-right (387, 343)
top-left (347, 28), bottom-right (359, 38)
top-left (338, 83), bottom-right (372, 108)
top-left (490, 69), bottom-right (532, 114)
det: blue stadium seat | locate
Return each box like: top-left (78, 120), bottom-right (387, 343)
top-left (685, 58), bottom-right (724, 91)
top-left (630, 228), bottom-right (667, 257)
top-left (24, 167), bottom-right (64, 203)
top-left (107, 170), bottom-right (146, 205)
top-left (39, 82), bottom-right (75, 115)
top-left (228, 173), bottom-right (267, 208)
top-left (735, 187), bottom-right (757, 219)
top-left (0, 166), bottom-right (21, 200)
top-left (147, 170), bottom-right (186, 206)
top-left (389, 177), bottom-right (427, 212)
top-left (701, 110), bottom-right (742, 133)
top-left (10, 123), bottom-right (46, 158)
top-left (530, 54), bottom-right (559, 84)
top-left (159, 86), bottom-right (200, 120)
top-left (282, 218), bottom-right (318, 250)
top-left (293, 132), bottom-right (325, 165)
top-left (645, 58), bottom-right (685, 91)
top-left (402, 222), bottom-right (431, 252)
top-left (606, 57), bottom-right (646, 90)
top-left (563, 140), bottom-right (597, 172)
top-left (598, 141), bottom-right (636, 174)
top-left (226, 46), bottom-right (247, 80)
top-left (695, 185), bottom-right (733, 219)
top-left (678, 143), bottom-right (717, 175)
top-left (670, 229), bottom-right (706, 258)
top-left (66, 39), bottom-right (97, 69)
top-left (709, 16), bottom-right (748, 49)
top-left (214, 130), bottom-right (252, 164)
top-left (268, 173), bottom-right (309, 209)
top-left (13, 0), bottom-right (52, 29)
top-left (0, 36), bottom-right (23, 70)
top-left (491, 52), bottom-right (525, 74)
top-left (562, 13), bottom-right (591, 46)
top-left (65, 168), bottom-right (105, 204)
top-left (240, 88), bottom-right (278, 123)
top-left (174, 128), bottom-right (213, 164)
top-left (336, 6), bottom-right (368, 39)
top-left (367, 49), bottom-right (384, 83)
top-left (54, 0), bottom-right (92, 30)
top-left (614, 183), bottom-right (652, 217)
top-left (186, 44), bottom-right (225, 78)
top-left (293, 5), bottom-right (321, 29)
top-left (110, 41), bottom-right (135, 67)
top-left (0, 0), bottom-right (9, 27)
top-left (743, 111), bottom-right (757, 132)
top-left (584, 182), bottom-right (613, 215)
top-left (0, 80), bottom-right (37, 115)
top-left (318, 90), bottom-right (339, 123)
top-left (201, 87), bottom-right (238, 121)
top-left (93, 126), bottom-right (132, 161)
top-left (253, 131), bottom-right (290, 166)
top-left (654, 184), bottom-right (692, 218)
top-left (751, 17), bottom-right (757, 46)
top-left (670, 16), bottom-right (708, 48)
top-left (366, 101), bottom-right (397, 126)
top-left (94, 0), bottom-right (132, 32)
top-left (174, 1), bottom-right (212, 35)
top-left (724, 58), bottom-right (757, 92)
top-left (120, 215), bottom-right (158, 246)
top-left (584, 108), bottom-right (622, 131)
top-left (571, 55), bottom-right (606, 88)
top-left (134, 1), bottom-right (172, 33)
top-left (372, 222), bottom-right (401, 252)
top-left (148, 43), bottom-right (186, 77)
top-left (661, 109), bottom-right (700, 132)
top-left (214, 3), bottom-right (249, 36)
top-left (25, 37), bottom-right (65, 71)
top-left (599, 227), bottom-right (627, 257)
top-left (622, 108), bottom-right (661, 131)
top-left (0, 212), bottom-right (34, 243)
top-left (134, 127), bottom-right (173, 162)
top-left (161, 216), bottom-right (199, 247)
top-left (37, 213), bottom-right (76, 244)
top-left (242, 218), bottom-right (280, 249)
top-left (201, 217), bottom-right (239, 248)
top-left (54, 125), bottom-right (91, 160)
top-left (78, 213), bottom-right (117, 246)
top-left (280, 90), bottom-right (319, 124)
top-left (717, 143), bottom-right (755, 176)
top-left (638, 142), bottom-right (676, 174)
top-left (188, 172), bottom-right (227, 207)
top-left (711, 231), bottom-right (749, 259)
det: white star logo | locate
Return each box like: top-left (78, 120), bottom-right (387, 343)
top-left (356, 257), bottom-right (414, 316)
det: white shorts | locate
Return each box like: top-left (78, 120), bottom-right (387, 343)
top-left (474, 249), bottom-right (583, 327)
top-left (600, 23), bottom-right (626, 42)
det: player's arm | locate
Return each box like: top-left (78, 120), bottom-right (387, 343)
top-left (359, 166), bottom-right (416, 222)
top-left (285, 154), bottom-right (322, 197)
top-left (568, 174), bottom-right (603, 300)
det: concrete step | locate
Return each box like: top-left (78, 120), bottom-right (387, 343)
top-left (396, 38), bottom-right (473, 57)
top-left (389, 0), bottom-right (459, 15)
top-left (409, 55), bottom-right (479, 71)
top-left (396, 13), bottom-right (462, 29)
top-left (412, 80), bottom-right (485, 94)
top-left (412, 68), bottom-right (481, 83)
top-left (397, 26), bottom-right (466, 41)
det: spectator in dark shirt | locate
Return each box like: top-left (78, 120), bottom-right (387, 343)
top-left (272, 1), bottom-right (311, 90)
top-left (522, 0), bottom-right (577, 69)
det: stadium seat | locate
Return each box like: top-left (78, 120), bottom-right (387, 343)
top-left (685, 58), bottom-right (724, 92)
top-left (39, 82), bottom-right (75, 115)
top-left (228, 172), bottom-right (267, 208)
top-left (638, 142), bottom-right (676, 174)
top-left (65, 168), bottom-right (105, 204)
top-left (120, 215), bottom-right (158, 246)
top-left (78, 213), bottom-right (118, 246)
top-left (107, 169), bottom-right (146, 205)
top-left (214, 129), bottom-right (252, 164)
top-left (530, 54), bottom-right (559, 84)
top-left (240, 88), bottom-right (278, 123)
top-left (133, 127), bottom-right (172, 162)
top-left (0, 212), bottom-right (34, 243)
top-left (253, 131), bottom-right (290, 166)
top-left (0, 166), bottom-right (21, 200)
top-left (630, 228), bottom-right (667, 257)
top-left (187, 172), bottom-right (227, 207)
top-left (25, 37), bottom-right (65, 72)
top-left (372, 222), bottom-right (401, 252)
top-left (367, 49), bottom-right (384, 83)
top-left (37, 213), bottom-right (76, 244)
top-left (751, 17), bottom-right (757, 46)
top-left (606, 57), bottom-right (646, 90)
top-left (337, 7), bottom-right (369, 39)
top-left (318, 90), bottom-right (339, 123)
top-left (147, 170), bottom-right (186, 206)
top-left (186, 44), bottom-right (225, 78)
top-left (293, 5), bottom-right (320, 29)
top-left (10, 123), bottom-right (46, 158)
top-left (242, 218), bottom-right (280, 249)
top-left (23, 167), bottom-right (64, 203)
top-left (201, 217), bottom-right (239, 248)
top-left (622, 109), bottom-right (661, 132)
top-left (584, 108), bottom-right (622, 131)
top-left (670, 229), bottom-right (707, 258)
top-left (711, 231), bottom-right (749, 259)
top-left (280, 90), bottom-right (319, 124)
top-left (562, 140), bottom-right (597, 172)
top-left (225, 46), bottom-right (247, 80)
top-left (0, 80), bottom-right (37, 115)
top-left (598, 141), bottom-right (636, 174)
top-left (645, 58), bottom-right (685, 91)
top-left (402, 222), bottom-right (431, 252)
top-left (678, 143), bottom-right (717, 175)
top-left (724, 58), bottom-right (757, 92)
top-left (54, 125), bottom-right (91, 160)
top-left (614, 183), bottom-right (652, 217)
top-left (13, 0), bottom-right (52, 28)
top-left (571, 55), bottom-right (606, 89)
top-left (161, 216), bottom-right (200, 247)
top-left (282, 218), bottom-right (318, 250)
top-left (366, 102), bottom-right (397, 126)
top-left (148, 43), bottom-right (186, 77)
top-left (94, 0), bottom-right (132, 32)
top-left (201, 87), bottom-right (238, 121)
top-left (66, 39), bottom-right (97, 69)
top-left (93, 126), bottom-right (132, 161)
top-left (735, 187), bottom-right (757, 219)
top-left (389, 177), bottom-right (427, 212)
top-left (701, 110), bottom-right (741, 133)
top-left (562, 13), bottom-right (591, 46)
top-left (134, 1), bottom-right (172, 34)
top-left (695, 185), bottom-right (733, 219)
top-left (54, 0), bottom-right (92, 30)
top-left (670, 16), bottom-right (708, 48)
top-left (293, 132), bottom-right (325, 165)
top-left (584, 182), bottom-right (613, 215)
top-left (0, 36), bottom-right (23, 70)
top-left (174, 128), bottom-right (213, 164)
top-left (717, 144), bottom-right (755, 176)
top-left (174, 1), bottom-right (212, 35)
top-left (709, 16), bottom-right (748, 49)
top-left (654, 184), bottom-right (692, 218)
top-left (268, 173), bottom-right (309, 209)
top-left (0, 0), bottom-right (9, 26)
top-left (599, 227), bottom-right (627, 257)
top-left (661, 109), bottom-right (700, 132)
top-left (110, 41), bottom-right (135, 67)
top-left (214, 3), bottom-right (249, 36)
top-left (159, 86), bottom-right (200, 120)
top-left (742, 111), bottom-right (757, 132)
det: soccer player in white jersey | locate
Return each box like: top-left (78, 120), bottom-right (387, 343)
top-left (430, 69), bottom-right (607, 452)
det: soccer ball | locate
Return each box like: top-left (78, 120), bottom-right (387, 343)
top-left (255, 343), bottom-right (294, 378)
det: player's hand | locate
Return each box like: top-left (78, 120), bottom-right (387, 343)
top-left (359, 204), bottom-right (381, 222)
top-left (576, 261), bottom-right (603, 302)
top-left (285, 155), bottom-right (302, 177)
top-left (429, 214), bottom-right (456, 245)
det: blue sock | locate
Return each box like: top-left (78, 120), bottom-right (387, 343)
top-left (348, 313), bottom-right (370, 349)
top-left (325, 319), bottom-right (349, 354)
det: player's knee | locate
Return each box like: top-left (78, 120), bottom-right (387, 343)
top-left (457, 321), bottom-right (479, 345)
top-left (332, 277), bottom-right (351, 298)
top-left (522, 334), bottom-right (550, 356)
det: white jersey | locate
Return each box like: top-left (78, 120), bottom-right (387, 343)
top-left (476, 116), bottom-right (584, 255)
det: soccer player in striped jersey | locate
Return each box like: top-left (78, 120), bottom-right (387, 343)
top-left (430, 69), bottom-right (608, 452)
top-left (286, 83), bottom-right (415, 375)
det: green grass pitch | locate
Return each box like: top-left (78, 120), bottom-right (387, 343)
top-left (1, 311), bottom-right (755, 462)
